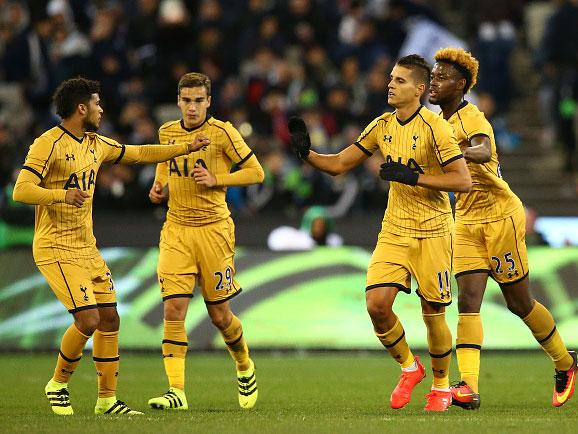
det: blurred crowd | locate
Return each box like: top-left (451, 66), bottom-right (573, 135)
top-left (0, 0), bottom-right (577, 226)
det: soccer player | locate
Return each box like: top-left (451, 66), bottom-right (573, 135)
top-left (147, 72), bottom-right (264, 411)
top-left (12, 77), bottom-right (208, 416)
top-left (429, 47), bottom-right (577, 409)
top-left (289, 55), bottom-right (471, 411)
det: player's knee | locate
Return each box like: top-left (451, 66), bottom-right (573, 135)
top-left (457, 296), bottom-right (480, 313)
top-left (209, 309), bottom-right (232, 330)
top-left (505, 298), bottom-right (532, 318)
top-left (164, 301), bottom-right (188, 321)
top-left (366, 297), bottom-right (393, 322)
top-left (75, 310), bottom-right (100, 335)
top-left (98, 309), bottom-right (120, 331)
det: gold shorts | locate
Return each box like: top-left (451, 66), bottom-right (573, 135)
top-left (366, 231), bottom-right (453, 305)
top-left (37, 255), bottom-right (116, 313)
top-left (157, 218), bottom-right (241, 304)
top-left (453, 205), bottom-right (528, 284)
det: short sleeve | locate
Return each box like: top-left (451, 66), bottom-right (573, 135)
top-left (22, 136), bottom-right (56, 180)
top-left (432, 118), bottom-right (463, 167)
top-left (461, 111), bottom-right (493, 141)
top-left (354, 117), bottom-right (382, 156)
top-left (98, 135), bottom-right (126, 163)
top-left (221, 122), bottom-right (254, 166)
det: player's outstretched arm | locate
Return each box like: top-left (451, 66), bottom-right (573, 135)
top-left (306, 145), bottom-right (369, 176)
top-left (289, 116), bottom-right (368, 176)
top-left (119, 133), bottom-right (211, 165)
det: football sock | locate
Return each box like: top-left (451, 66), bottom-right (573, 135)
top-left (375, 316), bottom-right (415, 368)
top-left (220, 315), bottom-right (251, 372)
top-left (456, 313), bottom-right (483, 393)
top-left (162, 320), bottom-right (188, 390)
top-left (522, 302), bottom-right (574, 371)
top-left (53, 323), bottom-right (90, 383)
top-left (423, 312), bottom-right (452, 390)
top-left (93, 330), bottom-right (119, 398)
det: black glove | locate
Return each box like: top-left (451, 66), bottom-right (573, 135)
top-left (379, 162), bottom-right (419, 186)
top-left (288, 116), bottom-right (311, 159)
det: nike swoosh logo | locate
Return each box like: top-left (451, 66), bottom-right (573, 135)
top-left (456, 391), bottom-right (473, 398)
top-left (556, 370), bottom-right (576, 403)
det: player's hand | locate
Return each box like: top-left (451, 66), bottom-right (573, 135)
top-left (187, 133), bottom-right (210, 152)
top-left (65, 189), bottom-right (90, 208)
top-left (149, 181), bottom-right (167, 204)
top-left (193, 163), bottom-right (217, 187)
top-left (379, 162), bottom-right (419, 186)
top-left (288, 116), bottom-right (311, 160)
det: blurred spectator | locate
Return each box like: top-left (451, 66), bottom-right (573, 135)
top-left (267, 206), bottom-right (343, 250)
top-left (465, 0), bottom-right (524, 114)
top-left (524, 206), bottom-right (548, 246)
top-left (539, 0), bottom-right (578, 172)
top-left (0, 0), bottom-right (542, 221)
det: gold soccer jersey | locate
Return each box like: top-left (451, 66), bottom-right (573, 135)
top-left (446, 101), bottom-right (521, 223)
top-left (356, 106), bottom-right (463, 238)
top-left (16, 125), bottom-right (189, 265)
top-left (154, 117), bottom-right (255, 226)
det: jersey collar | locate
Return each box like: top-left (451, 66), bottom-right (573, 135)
top-left (448, 100), bottom-right (469, 119)
top-left (58, 124), bottom-right (84, 143)
top-left (395, 105), bottom-right (422, 126)
top-left (180, 116), bottom-right (210, 132)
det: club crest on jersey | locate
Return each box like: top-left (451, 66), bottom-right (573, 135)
top-left (384, 135), bottom-right (392, 143)
top-left (80, 286), bottom-right (89, 302)
top-left (412, 134), bottom-right (418, 149)
top-left (64, 169), bottom-right (96, 190)
top-left (385, 155), bottom-right (424, 173)
top-left (89, 148), bottom-right (97, 162)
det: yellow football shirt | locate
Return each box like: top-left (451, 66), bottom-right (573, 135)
top-left (356, 106), bottom-right (463, 238)
top-left (18, 125), bottom-right (189, 265)
top-left (445, 101), bottom-right (521, 223)
top-left (155, 117), bottom-right (255, 226)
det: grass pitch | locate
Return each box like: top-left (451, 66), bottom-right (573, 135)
top-left (0, 352), bottom-right (576, 433)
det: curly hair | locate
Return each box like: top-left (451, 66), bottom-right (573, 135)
top-left (52, 77), bottom-right (100, 119)
top-left (434, 47), bottom-right (479, 93)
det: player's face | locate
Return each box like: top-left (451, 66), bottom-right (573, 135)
top-left (82, 93), bottom-right (103, 132)
top-left (178, 86), bottom-right (211, 128)
top-left (387, 65), bottom-right (424, 108)
top-left (429, 62), bottom-right (461, 105)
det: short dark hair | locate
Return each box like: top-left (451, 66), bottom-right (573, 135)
top-left (396, 54), bottom-right (431, 85)
top-left (178, 72), bottom-right (211, 96)
top-left (52, 77), bottom-right (100, 119)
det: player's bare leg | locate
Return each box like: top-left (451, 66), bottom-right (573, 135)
top-left (366, 287), bottom-right (424, 409)
top-left (500, 277), bottom-right (575, 407)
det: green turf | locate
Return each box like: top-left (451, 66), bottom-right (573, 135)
top-left (0, 352), bottom-right (576, 433)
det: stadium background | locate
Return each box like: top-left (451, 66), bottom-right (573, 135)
top-left (0, 0), bottom-right (578, 353)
